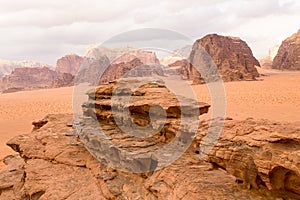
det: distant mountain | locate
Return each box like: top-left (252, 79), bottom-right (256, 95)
top-left (0, 67), bottom-right (74, 93)
top-left (55, 54), bottom-right (85, 76)
top-left (75, 46), bottom-right (161, 85)
top-left (86, 46), bottom-right (159, 65)
top-left (0, 59), bottom-right (52, 78)
top-left (272, 29), bottom-right (300, 70)
top-left (259, 45), bottom-right (280, 69)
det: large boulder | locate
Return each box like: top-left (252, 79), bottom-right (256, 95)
top-left (272, 29), bottom-right (300, 70)
top-left (190, 34), bottom-right (260, 82)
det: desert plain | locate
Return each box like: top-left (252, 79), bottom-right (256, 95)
top-left (0, 69), bottom-right (299, 167)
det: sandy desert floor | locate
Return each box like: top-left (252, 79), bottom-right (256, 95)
top-left (0, 71), bottom-right (300, 167)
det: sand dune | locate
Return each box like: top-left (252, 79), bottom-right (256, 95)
top-left (0, 72), bottom-right (300, 165)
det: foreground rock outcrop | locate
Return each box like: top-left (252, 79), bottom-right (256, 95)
top-left (81, 78), bottom-right (210, 173)
top-left (189, 34), bottom-right (260, 83)
top-left (197, 118), bottom-right (300, 199)
top-left (2, 115), bottom-right (299, 199)
top-left (273, 29), bottom-right (300, 70)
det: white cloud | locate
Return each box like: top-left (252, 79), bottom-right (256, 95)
top-left (0, 0), bottom-right (299, 64)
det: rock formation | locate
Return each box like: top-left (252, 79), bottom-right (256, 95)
top-left (81, 78), bottom-right (210, 173)
top-left (0, 67), bottom-right (57, 90)
top-left (194, 118), bottom-right (300, 199)
top-left (190, 34), bottom-right (260, 82)
top-left (99, 58), bottom-right (144, 83)
top-left (55, 54), bottom-right (85, 76)
top-left (76, 55), bottom-right (164, 85)
top-left (99, 59), bottom-right (164, 84)
top-left (1, 78), bottom-right (299, 199)
top-left (0, 114), bottom-right (270, 200)
top-left (76, 47), bottom-right (161, 85)
top-left (0, 67), bottom-right (74, 93)
top-left (272, 29), bottom-right (300, 70)
top-left (75, 56), bottom-right (111, 85)
top-left (51, 73), bottom-right (74, 88)
top-left (1, 116), bottom-right (299, 199)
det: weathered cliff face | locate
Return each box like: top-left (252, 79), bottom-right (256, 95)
top-left (0, 67), bottom-right (57, 91)
top-left (55, 54), bottom-right (85, 76)
top-left (190, 34), bottom-right (260, 82)
top-left (272, 29), bottom-right (300, 70)
top-left (51, 73), bottom-right (74, 88)
top-left (195, 118), bottom-right (300, 199)
top-left (0, 67), bottom-right (74, 93)
top-left (75, 56), bottom-right (111, 85)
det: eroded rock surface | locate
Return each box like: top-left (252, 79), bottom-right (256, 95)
top-left (2, 114), bottom-right (299, 199)
top-left (195, 118), bottom-right (300, 199)
top-left (0, 114), bottom-right (281, 200)
top-left (273, 29), bottom-right (300, 70)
